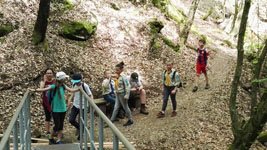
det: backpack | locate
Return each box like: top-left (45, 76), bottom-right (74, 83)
top-left (164, 70), bottom-right (183, 88)
top-left (73, 83), bottom-right (88, 95)
top-left (46, 85), bottom-right (65, 105)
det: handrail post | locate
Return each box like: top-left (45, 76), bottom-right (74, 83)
top-left (26, 95), bottom-right (31, 150)
top-left (13, 120), bottom-right (19, 150)
top-left (19, 111), bottom-right (24, 150)
top-left (90, 105), bottom-right (95, 150)
top-left (98, 117), bottom-right (104, 150)
top-left (84, 94), bottom-right (88, 150)
top-left (4, 139), bottom-right (9, 150)
top-left (23, 100), bottom-right (29, 150)
top-left (79, 91), bottom-right (83, 150)
top-left (113, 134), bottom-right (119, 150)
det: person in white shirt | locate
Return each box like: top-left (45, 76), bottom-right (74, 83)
top-left (67, 73), bottom-right (93, 140)
top-left (128, 72), bottom-right (148, 115)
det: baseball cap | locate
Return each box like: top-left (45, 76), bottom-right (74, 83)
top-left (56, 72), bottom-right (69, 80)
top-left (131, 72), bottom-right (139, 81)
top-left (71, 73), bottom-right (82, 83)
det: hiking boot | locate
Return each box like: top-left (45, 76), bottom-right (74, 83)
top-left (192, 86), bottom-right (198, 92)
top-left (140, 105), bottom-right (149, 115)
top-left (205, 84), bottom-right (210, 89)
top-left (157, 111), bottom-right (165, 118)
top-left (123, 120), bottom-right (134, 127)
top-left (49, 138), bottom-right (57, 145)
top-left (171, 111), bottom-right (177, 117)
top-left (56, 141), bottom-right (63, 144)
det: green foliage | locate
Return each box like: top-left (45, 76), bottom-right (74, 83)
top-left (201, 7), bottom-right (214, 20)
top-left (162, 37), bottom-right (180, 52)
top-left (199, 34), bottom-right (207, 42)
top-left (33, 31), bottom-right (42, 45)
top-left (52, 0), bottom-right (73, 12)
top-left (252, 78), bottom-right (267, 83)
top-left (0, 37), bottom-right (5, 43)
top-left (257, 132), bottom-right (267, 144)
top-left (110, 3), bottom-right (120, 10)
top-left (151, 0), bottom-right (167, 11)
top-left (0, 25), bottom-right (13, 37)
top-left (59, 21), bottom-right (97, 41)
top-left (148, 20), bottom-right (164, 34)
top-left (77, 41), bottom-right (89, 47)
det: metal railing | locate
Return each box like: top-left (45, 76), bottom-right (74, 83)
top-left (78, 87), bottom-right (136, 150)
top-left (0, 90), bottom-right (31, 150)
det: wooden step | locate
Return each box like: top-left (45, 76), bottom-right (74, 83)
top-left (32, 143), bottom-right (80, 150)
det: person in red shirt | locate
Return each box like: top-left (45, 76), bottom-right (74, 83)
top-left (40, 69), bottom-right (55, 137)
top-left (192, 39), bottom-right (210, 92)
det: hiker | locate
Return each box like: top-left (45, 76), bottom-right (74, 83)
top-left (128, 72), bottom-right (149, 115)
top-left (110, 62), bottom-right (134, 126)
top-left (102, 71), bottom-right (116, 115)
top-left (39, 68), bottom-right (55, 137)
top-left (192, 39), bottom-right (210, 92)
top-left (68, 73), bottom-right (93, 140)
top-left (157, 62), bottom-right (180, 118)
top-left (30, 71), bottom-right (80, 144)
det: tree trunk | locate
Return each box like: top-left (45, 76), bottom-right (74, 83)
top-left (229, 92), bottom-right (267, 150)
top-left (229, 0), bottom-right (251, 139)
top-left (33, 0), bottom-right (51, 45)
top-left (180, 0), bottom-right (200, 44)
top-left (230, 0), bottom-right (239, 33)
top-left (251, 39), bottom-right (267, 116)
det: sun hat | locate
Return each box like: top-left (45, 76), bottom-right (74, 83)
top-left (71, 73), bottom-right (82, 83)
top-left (56, 72), bottom-right (69, 80)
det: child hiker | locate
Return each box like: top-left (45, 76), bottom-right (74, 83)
top-left (192, 39), bottom-right (210, 92)
top-left (110, 62), bottom-right (134, 126)
top-left (157, 62), bottom-right (180, 118)
top-left (102, 71), bottom-right (116, 116)
top-left (30, 71), bottom-right (80, 144)
top-left (39, 68), bottom-right (55, 137)
top-left (68, 73), bottom-right (93, 140)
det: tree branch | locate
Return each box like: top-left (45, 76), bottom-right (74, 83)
top-left (251, 39), bottom-right (267, 116)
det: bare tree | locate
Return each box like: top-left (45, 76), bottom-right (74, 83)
top-left (229, 0), bottom-right (267, 149)
top-left (180, 0), bottom-right (200, 44)
top-left (33, 0), bottom-right (51, 45)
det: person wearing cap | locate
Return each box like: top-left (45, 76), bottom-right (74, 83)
top-left (68, 73), bottom-right (93, 140)
top-left (30, 71), bottom-right (80, 144)
top-left (128, 72), bottom-right (149, 115)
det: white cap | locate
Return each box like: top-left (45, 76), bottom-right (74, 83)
top-left (56, 72), bottom-right (69, 80)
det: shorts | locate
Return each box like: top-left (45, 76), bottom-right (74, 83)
top-left (52, 112), bottom-right (66, 132)
top-left (196, 64), bottom-right (207, 75)
top-left (42, 103), bottom-right (52, 122)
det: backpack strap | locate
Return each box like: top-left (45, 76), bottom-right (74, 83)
top-left (163, 70), bottom-right (167, 81)
top-left (172, 70), bottom-right (176, 81)
top-left (82, 83), bottom-right (88, 95)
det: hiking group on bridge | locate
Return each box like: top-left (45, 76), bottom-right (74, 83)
top-left (30, 39), bottom-right (210, 145)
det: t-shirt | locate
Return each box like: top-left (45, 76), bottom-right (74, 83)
top-left (102, 79), bottom-right (115, 95)
top-left (127, 76), bottom-right (142, 89)
top-left (42, 80), bottom-right (55, 112)
top-left (197, 48), bottom-right (209, 65)
top-left (73, 83), bottom-right (92, 109)
top-left (50, 84), bottom-right (66, 112)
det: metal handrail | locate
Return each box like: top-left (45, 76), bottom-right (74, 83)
top-left (79, 87), bottom-right (136, 150)
top-left (0, 90), bottom-right (31, 150)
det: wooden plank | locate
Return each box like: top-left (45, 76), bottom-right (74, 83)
top-left (32, 143), bottom-right (80, 150)
top-left (94, 98), bottom-right (106, 104)
top-left (0, 134), bottom-right (49, 142)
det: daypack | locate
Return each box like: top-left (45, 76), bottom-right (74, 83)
top-left (73, 83), bottom-right (88, 95)
top-left (164, 70), bottom-right (183, 88)
top-left (46, 85), bottom-right (65, 105)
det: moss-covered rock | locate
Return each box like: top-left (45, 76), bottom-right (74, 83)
top-left (110, 3), bottom-right (120, 10)
top-left (162, 37), bottom-right (180, 52)
top-left (148, 20), bottom-right (164, 34)
top-left (0, 25), bottom-right (14, 37)
top-left (151, 0), bottom-right (167, 11)
top-left (149, 36), bottom-right (162, 59)
top-left (59, 21), bottom-right (97, 41)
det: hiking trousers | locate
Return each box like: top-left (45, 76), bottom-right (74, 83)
top-left (162, 85), bottom-right (177, 111)
top-left (111, 93), bottom-right (132, 121)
